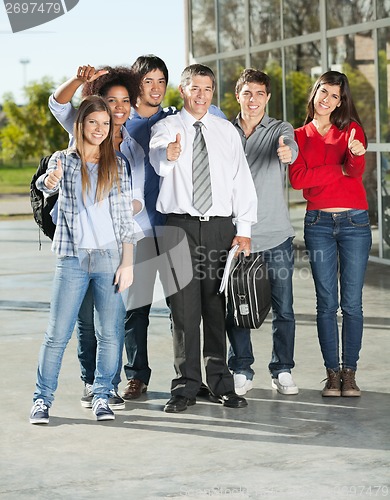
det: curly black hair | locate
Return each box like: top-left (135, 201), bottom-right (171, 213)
top-left (81, 66), bottom-right (139, 104)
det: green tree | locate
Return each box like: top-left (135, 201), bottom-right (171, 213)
top-left (342, 63), bottom-right (375, 142)
top-left (378, 49), bottom-right (390, 142)
top-left (162, 84), bottom-right (183, 110)
top-left (285, 71), bottom-right (312, 128)
top-left (0, 78), bottom-right (68, 163)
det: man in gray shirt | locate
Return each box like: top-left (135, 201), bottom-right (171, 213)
top-left (227, 68), bottom-right (299, 396)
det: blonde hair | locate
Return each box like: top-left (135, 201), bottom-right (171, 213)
top-left (73, 95), bottom-right (120, 202)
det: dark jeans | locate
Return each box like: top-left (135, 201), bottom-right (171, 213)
top-left (122, 235), bottom-right (166, 385)
top-left (227, 237), bottom-right (296, 379)
top-left (77, 235), bottom-right (165, 388)
top-left (304, 210), bottom-right (371, 371)
top-left (123, 304), bottom-right (152, 385)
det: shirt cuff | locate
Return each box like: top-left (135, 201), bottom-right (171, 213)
top-left (235, 221), bottom-right (251, 238)
top-left (48, 94), bottom-right (72, 113)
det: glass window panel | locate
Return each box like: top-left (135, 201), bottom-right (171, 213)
top-left (288, 184), bottom-right (306, 243)
top-left (381, 152), bottom-right (390, 259)
top-left (219, 56), bottom-right (246, 120)
top-left (249, 0), bottom-right (281, 45)
top-left (250, 50), bottom-right (283, 120)
top-left (328, 32), bottom-right (376, 142)
top-left (282, 0), bottom-right (320, 38)
top-left (217, 0), bottom-right (246, 52)
top-left (206, 60), bottom-right (220, 107)
top-left (363, 152), bottom-right (378, 227)
top-left (191, 0), bottom-right (216, 57)
top-left (285, 42), bottom-right (321, 129)
top-left (327, 0), bottom-right (374, 29)
top-left (377, 0), bottom-right (390, 19)
top-left (378, 27), bottom-right (390, 143)
top-left (363, 152), bottom-right (378, 257)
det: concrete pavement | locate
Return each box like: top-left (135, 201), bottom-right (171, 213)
top-left (0, 215), bottom-right (389, 500)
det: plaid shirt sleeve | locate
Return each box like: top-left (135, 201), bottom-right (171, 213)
top-left (110, 158), bottom-right (136, 247)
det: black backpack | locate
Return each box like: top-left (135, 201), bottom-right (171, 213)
top-left (30, 154), bottom-right (58, 242)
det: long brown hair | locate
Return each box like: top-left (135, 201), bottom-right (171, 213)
top-left (73, 95), bottom-right (120, 202)
top-left (305, 71), bottom-right (366, 143)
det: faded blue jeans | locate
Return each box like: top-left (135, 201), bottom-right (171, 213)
top-left (227, 237), bottom-right (296, 379)
top-left (304, 210), bottom-right (372, 371)
top-left (33, 250), bottom-right (126, 406)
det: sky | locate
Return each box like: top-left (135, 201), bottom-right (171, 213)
top-left (0, 0), bottom-right (187, 105)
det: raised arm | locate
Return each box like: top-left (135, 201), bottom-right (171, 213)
top-left (54, 65), bottom-right (109, 104)
top-left (49, 65), bottom-right (110, 138)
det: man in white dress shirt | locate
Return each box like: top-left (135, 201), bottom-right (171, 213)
top-left (149, 64), bottom-right (257, 413)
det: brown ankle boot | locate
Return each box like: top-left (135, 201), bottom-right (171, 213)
top-left (322, 369), bottom-right (341, 397)
top-left (341, 368), bottom-right (361, 397)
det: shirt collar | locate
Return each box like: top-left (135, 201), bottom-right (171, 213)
top-left (180, 107), bottom-right (211, 131)
top-left (67, 146), bottom-right (79, 157)
top-left (121, 124), bottom-right (130, 140)
top-left (130, 106), bottom-right (163, 120)
top-left (234, 112), bottom-right (270, 131)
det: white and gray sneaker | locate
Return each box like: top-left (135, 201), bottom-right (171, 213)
top-left (233, 373), bottom-right (253, 396)
top-left (80, 383), bottom-right (94, 408)
top-left (29, 399), bottom-right (49, 425)
top-left (92, 398), bottom-right (115, 421)
top-left (108, 389), bottom-right (125, 410)
top-left (271, 372), bottom-right (299, 395)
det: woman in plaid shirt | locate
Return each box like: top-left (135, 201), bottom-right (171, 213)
top-left (29, 95), bottom-right (136, 424)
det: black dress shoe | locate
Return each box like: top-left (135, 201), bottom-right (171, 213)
top-left (196, 383), bottom-right (220, 403)
top-left (196, 384), bottom-right (220, 403)
top-left (164, 395), bottom-right (196, 413)
top-left (197, 383), bottom-right (211, 399)
top-left (218, 392), bottom-right (248, 408)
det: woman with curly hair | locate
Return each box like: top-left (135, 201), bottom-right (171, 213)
top-left (48, 65), bottom-right (146, 410)
top-left (50, 65), bottom-right (144, 216)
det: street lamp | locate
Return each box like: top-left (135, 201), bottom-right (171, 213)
top-left (20, 58), bottom-right (30, 90)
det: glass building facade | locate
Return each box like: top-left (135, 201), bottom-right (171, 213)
top-left (185, 0), bottom-right (390, 263)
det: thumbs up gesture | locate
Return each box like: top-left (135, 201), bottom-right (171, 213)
top-left (348, 128), bottom-right (366, 156)
top-left (44, 158), bottom-right (63, 190)
top-left (167, 133), bottom-right (182, 161)
top-left (277, 135), bottom-right (292, 164)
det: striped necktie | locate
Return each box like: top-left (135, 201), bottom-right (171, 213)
top-left (192, 121), bottom-right (212, 214)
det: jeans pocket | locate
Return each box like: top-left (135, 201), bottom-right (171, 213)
top-left (348, 210), bottom-right (370, 227)
top-left (304, 210), bottom-right (320, 226)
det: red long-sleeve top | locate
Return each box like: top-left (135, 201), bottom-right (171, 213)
top-left (289, 121), bottom-right (368, 210)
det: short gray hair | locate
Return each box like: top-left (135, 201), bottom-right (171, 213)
top-left (180, 64), bottom-right (216, 90)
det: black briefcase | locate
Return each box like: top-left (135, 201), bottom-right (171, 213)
top-left (227, 252), bottom-right (271, 329)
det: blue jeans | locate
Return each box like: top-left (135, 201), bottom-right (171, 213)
top-left (304, 210), bottom-right (371, 371)
top-left (76, 284), bottom-right (123, 389)
top-left (227, 237), bottom-right (296, 379)
top-left (33, 250), bottom-right (126, 406)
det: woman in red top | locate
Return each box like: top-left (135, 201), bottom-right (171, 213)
top-left (289, 71), bottom-right (372, 397)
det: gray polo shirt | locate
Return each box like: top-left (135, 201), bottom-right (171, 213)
top-left (233, 113), bottom-right (298, 252)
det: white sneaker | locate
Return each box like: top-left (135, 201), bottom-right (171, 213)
top-left (233, 373), bottom-right (253, 396)
top-left (271, 372), bottom-right (298, 395)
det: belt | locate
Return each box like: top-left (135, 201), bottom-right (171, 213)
top-left (167, 213), bottom-right (232, 222)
